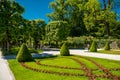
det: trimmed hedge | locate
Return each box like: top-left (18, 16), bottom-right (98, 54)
top-left (16, 44), bottom-right (33, 62)
top-left (89, 41), bottom-right (97, 52)
top-left (104, 42), bottom-right (110, 50)
top-left (60, 43), bottom-right (70, 56)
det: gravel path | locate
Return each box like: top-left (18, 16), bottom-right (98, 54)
top-left (43, 49), bottom-right (120, 61)
top-left (0, 51), bottom-right (15, 80)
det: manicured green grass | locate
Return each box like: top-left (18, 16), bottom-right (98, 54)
top-left (98, 50), bottom-right (120, 55)
top-left (39, 57), bottom-right (82, 68)
top-left (87, 57), bottom-right (120, 69)
top-left (8, 56), bottom-right (120, 80)
top-left (86, 57), bottom-right (120, 76)
top-left (92, 70), bottom-right (105, 75)
top-left (26, 62), bottom-right (84, 74)
top-left (8, 59), bottom-right (88, 80)
top-left (74, 56), bottom-right (98, 69)
top-left (111, 71), bottom-right (120, 76)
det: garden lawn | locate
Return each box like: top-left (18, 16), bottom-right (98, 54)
top-left (8, 56), bottom-right (120, 80)
top-left (98, 50), bottom-right (120, 55)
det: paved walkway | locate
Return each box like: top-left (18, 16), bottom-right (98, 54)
top-left (43, 49), bottom-right (120, 61)
top-left (0, 51), bottom-right (15, 80)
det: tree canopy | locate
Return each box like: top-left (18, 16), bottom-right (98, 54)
top-left (0, 0), bottom-right (120, 54)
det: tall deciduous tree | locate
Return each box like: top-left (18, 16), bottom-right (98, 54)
top-left (47, 0), bottom-right (88, 37)
top-left (47, 0), bottom-right (67, 21)
top-left (84, 0), bottom-right (116, 37)
top-left (28, 20), bottom-right (46, 49)
top-left (66, 0), bottom-right (87, 36)
top-left (45, 21), bottom-right (69, 47)
top-left (0, 0), bottom-right (24, 53)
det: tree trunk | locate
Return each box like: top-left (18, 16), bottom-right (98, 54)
top-left (103, 0), bottom-right (106, 10)
top-left (105, 22), bottom-right (110, 36)
top-left (6, 29), bottom-right (10, 54)
top-left (34, 40), bottom-right (38, 50)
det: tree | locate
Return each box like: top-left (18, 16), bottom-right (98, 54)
top-left (45, 21), bottom-right (69, 47)
top-left (101, 0), bottom-right (120, 37)
top-left (84, 0), bottom-right (117, 37)
top-left (47, 0), bottom-right (88, 37)
top-left (16, 43), bottom-right (33, 62)
top-left (60, 42), bottom-right (70, 56)
top-left (104, 41), bottom-right (110, 50)
top-left (89, 41), bottom-right (97, 52)
top-left (47, 0), bottom-right (67, 21)
top-left (0, 0), bottom-right (24, 54)
top-left (110, 21), bottom-right (120, 38)
top-left (28, 20), bottom-right (46, 49)
top-left (66, 0), bottom-right (87, 36)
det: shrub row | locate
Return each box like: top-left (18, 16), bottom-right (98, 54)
top-left (89, 41), bottom-right (110, 52)
top-left (10, 46), bottom-right (40, 55)
top-left (43, 36), bottom-right (120, 49)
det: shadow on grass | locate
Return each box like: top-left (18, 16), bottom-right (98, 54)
top-left (3, 53), bottom-right (58, 60)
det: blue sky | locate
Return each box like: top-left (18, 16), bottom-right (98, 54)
top-left (15, 0), bottom-right (53, 22)
top-left (15, 0), bottom-right (120, 23)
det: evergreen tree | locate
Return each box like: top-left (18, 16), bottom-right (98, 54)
top-left (104, 42), bottom-right (110, 50)
top-left (89, 41), bottom-right (97, 52)
top-left (16, 44), bottom-right (33, 62)
top-left (60, 43), bottom-right (70, 56)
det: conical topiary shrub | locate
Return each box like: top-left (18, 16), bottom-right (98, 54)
top-left (104, 42), bottom-right (110, 50)
top-left (89, 41), bottom-right (97, 52)
top-left (16, 43), bottom-right (33, 62)
top-left (60, 43), bottom-right (70, 56)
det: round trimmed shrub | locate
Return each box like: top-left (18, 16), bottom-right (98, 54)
top-left (16, 44), bottom-right (33, 62)
top-left (89, 41), bottom-right (97, 52)
top-left (104, 42), bottom-right (110, 50)
top-left (60, 43), bottom-right (70, 56)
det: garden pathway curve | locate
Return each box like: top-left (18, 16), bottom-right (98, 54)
top-left (43, 49), bottom-right (120, 61)
top-left (0, 51), bottom-right (15, 80)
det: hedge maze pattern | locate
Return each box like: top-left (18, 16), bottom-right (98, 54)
top-left (20, 56), bottom-right (120, 80)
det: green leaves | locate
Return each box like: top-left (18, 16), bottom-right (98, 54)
top-left (16, 43), bottom-right (33, 62)
top-left (45, 21), bottom-right (69, 42)
top-left (104, 42), bottom-right (110, 50)
top-left (60, 42), bottom-right (70, 56)
top-left (89, 41), bottom-right (97, 52)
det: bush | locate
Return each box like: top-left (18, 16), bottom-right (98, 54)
top-left (16, 44), bottom-right (33, 62)
top-left (28, 48), bottom-right (38, 53)
top-left (104, 42), bottom-right (110, 50)
top-left (10, 47), bottom-right (20, 55)
top-left (60, 43), bottom-right (70, 56)
top-left (89, 41), bottom-right (97, 52)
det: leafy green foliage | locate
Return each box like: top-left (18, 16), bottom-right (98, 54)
top-left (28, 20), bottom-right (46, 49)
top-left (47, 0), bottom-right (87, 37)
top-left (10, 47), bottom-right (20, 55)
top-left (104, 42), bottom-right (110, 50)
top-left (16, 44), bottom-right (33, 62)
top-left (45, 21), bottom-right (69, 43)
top-left (0, 0), bottom-right (24, 53)
top-left (60, 43), bottom-right (70, 56)
top-left (89, 41), bottom-right (97, 52)
top-left (66, 37), bottom-right (86, 49)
